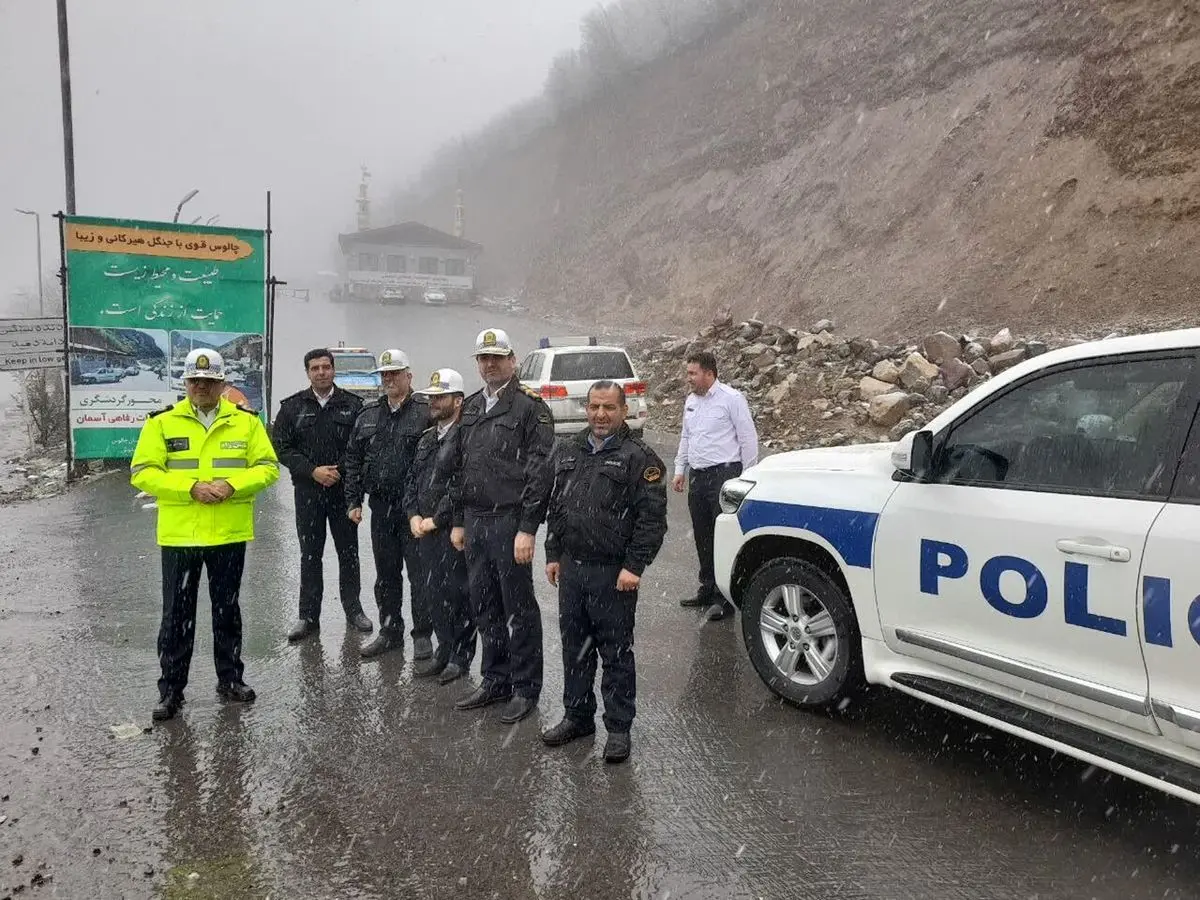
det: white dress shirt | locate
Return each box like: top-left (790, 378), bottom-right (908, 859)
top-left (313, 386), bottom-right (334, 408)
top-left (673, 380), bottom-right (758, 476)
top-left (195, 405), bottom-right (218, 430)
top-left (484, 382), bottom-right (506, 413)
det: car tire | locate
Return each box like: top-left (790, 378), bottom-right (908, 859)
top-left (740, 558), bottom-right (865, 709)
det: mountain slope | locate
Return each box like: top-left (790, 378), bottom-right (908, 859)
top-left (404, 0), bottom-right (1200, 337)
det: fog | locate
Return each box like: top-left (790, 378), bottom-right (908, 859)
top-left (0, 0), bottom-right (599, 307)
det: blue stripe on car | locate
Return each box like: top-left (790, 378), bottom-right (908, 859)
top-left (737, 500), bottom-right (879, 569)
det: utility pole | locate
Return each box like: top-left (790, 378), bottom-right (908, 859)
top-left (14, 209), bottom-right (44, 314)
top-left (56, 0), bottom-right (76, 215)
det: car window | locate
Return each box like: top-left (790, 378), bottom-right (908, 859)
top-left (935, 355), bottom-right (1194, 498)
top-left (333, 354), bottom-right (376, 373)
top-left (549, 351), bottom-right (633, 381)
top-left (518, 352), bottom-right (544, 381)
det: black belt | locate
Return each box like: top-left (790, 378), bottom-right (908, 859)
top-left (692, 462), bottom-right (740, 474)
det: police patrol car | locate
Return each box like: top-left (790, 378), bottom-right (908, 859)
top-left (518, 337), bottom-right (647, 435)
top-left (713, 328), bottom-right (1200, 804)
top-left (330, 343), bottom-right (382, 401)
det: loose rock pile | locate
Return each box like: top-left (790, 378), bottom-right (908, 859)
top-left (632, 317), bottom-right (1092, 451)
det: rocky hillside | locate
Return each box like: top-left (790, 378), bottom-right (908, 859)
top-left (631, 314), bottom-right (1126, 451)
top-left (403, 0), bottom-right (1200, 338)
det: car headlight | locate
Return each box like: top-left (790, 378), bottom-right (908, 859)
top-left (719, 478), bottom-right (755, 514)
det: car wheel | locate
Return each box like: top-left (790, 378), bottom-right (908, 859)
top-left (740, 558), bottom-right (864, 709)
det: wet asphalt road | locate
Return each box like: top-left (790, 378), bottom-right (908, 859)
top-left (1, 300), bottom-right (1199, 899)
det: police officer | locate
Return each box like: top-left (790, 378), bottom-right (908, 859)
top-left (404, 368), bottom-right (476, 684)
top-left (448, 328), bottom-right (554, 723)
top-left (541, 380), bottom-right (668, 763)
top-left (344, 348), bottom-right (432, 659)
top-left (131, 348), bottom-right (280, 721)
top-left (273, 348), bottom-right (371, 642)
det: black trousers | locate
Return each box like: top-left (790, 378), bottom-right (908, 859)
top-left (687, 462), bottom-right (742, 603)
top-left (158, 543), bottom-right (247, 698)
top-left (295, 485), bottom-right (361, 622)
top-left (416, 528), bottom-right (476, 667)
top-left (559, 557), bottom-right (637, 732)
top-left (464, 511), bottom-right (543, 699)
top-left (369, 495), bottom-right (430, 639)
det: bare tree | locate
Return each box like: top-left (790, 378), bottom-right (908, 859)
top-left (6, 272), bottom-right (67, 451)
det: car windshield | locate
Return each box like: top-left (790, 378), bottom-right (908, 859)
top-left (334, 354), bottom-right (377, 374)
top-left (549, 351), bottom-right (633, 381)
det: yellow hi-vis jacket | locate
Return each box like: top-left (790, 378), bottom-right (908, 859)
top-left (130, 397), bottom-right (280, 547)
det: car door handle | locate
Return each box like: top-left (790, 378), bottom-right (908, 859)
top-left (1055, 537), bottom-right (1131, 563)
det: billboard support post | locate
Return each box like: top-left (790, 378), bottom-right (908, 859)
top-left (54, 211), bottom-right (74, 481)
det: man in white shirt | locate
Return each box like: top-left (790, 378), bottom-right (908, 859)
top-left (672, 350), bottom-right (758, 621)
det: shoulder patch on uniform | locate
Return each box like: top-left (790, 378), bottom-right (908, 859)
top-left (643, 465), bottom-right (662, 483)
top-left (537, 412), bottom-right (552, 425)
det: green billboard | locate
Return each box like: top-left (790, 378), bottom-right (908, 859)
top-left (64, 216), bottom-right (267, 459)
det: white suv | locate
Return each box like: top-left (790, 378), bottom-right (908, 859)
top-left (518, 337), bottom-right (647, 435)
top-left (714, 328), bottom-right (1200, 805)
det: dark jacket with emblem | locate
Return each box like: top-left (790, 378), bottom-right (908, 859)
top-left (448, 375), bottom-right (555, 534)
top-left (403, 421), bottom-right (459, 528)
top-left (344, 392), bottom-right (429, 511)
top-left (271, 386), bottom-right (363, 489)
top-left (544, 424), bottom-right (668, 576)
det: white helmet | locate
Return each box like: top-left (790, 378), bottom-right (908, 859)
top-left (415, 368), bottom-right (465, 396)
top-left (473, 328), bottom-right (514, 357)
top-left (183, 348), bottom-right (225, 381)
top-left (374, 348), bottom-right (411, 372)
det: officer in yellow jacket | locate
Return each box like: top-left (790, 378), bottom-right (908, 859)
top-left (131, 348), bottom-right (280, 722)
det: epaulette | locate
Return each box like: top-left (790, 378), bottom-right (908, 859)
top-left (279, 389), bottom-right (308, 404)
top-left (628, 433), bottom-right (654, 455)
top-left (236, 404), bottom-right (260, 415)
top-left (147, 404), bottom-right (174, 419)
top-left (519, 384), bottom-right (544, 401)
top-left (421, 424), bottom-right (437, 434)
top-left (362, 397), bottom-right (382, 408)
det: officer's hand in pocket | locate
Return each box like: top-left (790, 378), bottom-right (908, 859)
top-left (514, 531), bottom-right (535, 565)
top-left (450, 526), bottom-right (465, 551)
top-left (616, 569), bottom-right (640, 592)
top-left (348, 507), bottom-right (363, 525)
top-left (546, 562), bottom-right (560, 587)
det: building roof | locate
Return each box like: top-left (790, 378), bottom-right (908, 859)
top-left (338, 221), bottom-right (482, 254)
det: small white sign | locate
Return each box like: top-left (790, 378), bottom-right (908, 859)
top-left (0, 317), bottom-right (63, 371)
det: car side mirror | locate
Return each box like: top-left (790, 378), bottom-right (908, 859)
top-left (891, 429), bottom-right (935, 481)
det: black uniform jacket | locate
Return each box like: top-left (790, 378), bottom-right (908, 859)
top-left (448, 376), bottom-right (554, 534)
top-left (272, 386), bottom-right (364, 485)
top-left (403, 421), bottom-right (460, 529)
top-left (344, 393), bottom-right (429, 510)
top-left (545, 424), bottom-right (668, 577)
